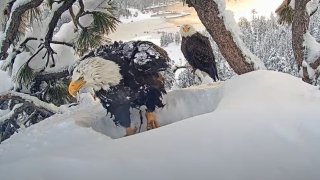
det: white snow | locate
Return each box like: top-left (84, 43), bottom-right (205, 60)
top-left (15, 21), bottom-right (79, 74)
top-left (0, 91), bottom-right (60, 113)
top-left (289, 0), bottom-right (295, 9)
top-left (0, 71), bottom-right (320, 180)
top-left (144, 2), bottom-right (180, 11)
top-left (0, 31), bottom-right (5, 50)
top-left (10, 0), bottom-right (33, 12)
top-left (0, 69), bottom-right (12, 93)
top-left (306, 0), bottom-right (319, 15)
top-left (0, 103), bottom-right (23, 123)
top-left (79, 14), bottom-right (94, 28)
top-left (0, 0), bottom-right (10, 29)
top-left (1, 0), bottom-right (34, 48)
top-left (214, 0), bottom-right (266, 70)
top-left (11, 51), bottom-right (30, 85)
top-left (163, 42), bottom-right (185, 64)
top-left (303, 31), bottom-right (320, 64)
top-left (302, 61), bottom-right (316, 79)
top-left (120, 8), bottom-right (153, 23)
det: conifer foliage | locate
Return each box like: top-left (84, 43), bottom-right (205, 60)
top-left (0, 0), bottom-right (119, 142)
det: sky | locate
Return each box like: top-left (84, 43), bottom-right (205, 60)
top-left (226, 0), bottom-right (283, 20)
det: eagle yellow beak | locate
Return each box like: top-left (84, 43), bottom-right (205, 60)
top-left (68, 79), bottom-right (86, 97)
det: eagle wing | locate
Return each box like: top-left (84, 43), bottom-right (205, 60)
top-left (86, 41), bottom-right (169, 125)
top-left (181, 32), bottom-right (219, 81)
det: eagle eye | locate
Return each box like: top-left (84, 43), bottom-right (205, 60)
top-left (78, 76), bottom-right (84, 81)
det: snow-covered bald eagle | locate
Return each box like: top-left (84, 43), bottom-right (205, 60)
top-left (180, 24), bottom-right (219, 81)
top-left (68, 41), bottom-right (170, 135)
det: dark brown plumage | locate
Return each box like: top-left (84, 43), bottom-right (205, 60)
top-left (82, 41), bottom-right (170, 128)
top-left (180, 25), bottom-right (219, 81)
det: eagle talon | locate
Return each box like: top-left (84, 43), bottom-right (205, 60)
top-left (126, 127), bottom-right (137, 136)
top-left (146, 111), bottom-right (159, 130)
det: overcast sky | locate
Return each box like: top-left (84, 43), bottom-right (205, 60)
top-left (226, 0), bottom-right (283, 20)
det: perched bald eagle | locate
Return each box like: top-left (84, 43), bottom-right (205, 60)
top-left (180, 24), bottom-right (219, 81)
top-left (68, 41), bottom-right (170, 135)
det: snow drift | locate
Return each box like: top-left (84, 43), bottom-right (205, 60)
top-left (0, 70), bottom-right (320, 180)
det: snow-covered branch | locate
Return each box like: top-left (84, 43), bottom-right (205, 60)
top-left (0, 0), bottom-right (44, 60)
top-left (45, 0), bottom-right (77, 42)
top-left (185, 0), bottom-right (265, 74)
top-left (0, 91), bottom-right (60, 114)
top-left (0, 91), bottom-right (58, 142)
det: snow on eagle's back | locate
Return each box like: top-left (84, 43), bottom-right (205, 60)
top-left (72, 57), bottom-right (122, 91)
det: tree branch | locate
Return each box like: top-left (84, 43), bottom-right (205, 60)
top-left (0, 91), bottom-right (60, 114)
top-left (34, 69), bottom-right (70, 82)
top-left (45, 0), bottom-right (77, 42)
top-left (0, 0), bottom-right (44, 60)
top-left (0, 92), bottom-right (57, 143)
top-left (185, 0), bottom-right (258, 74)
top-left (172, 66), bottom-right (189, 73)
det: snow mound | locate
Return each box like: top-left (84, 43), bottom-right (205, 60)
top-left (1, 71), bottom-right (320, 180)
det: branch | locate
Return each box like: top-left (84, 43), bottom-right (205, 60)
top-left (69, 7), bottom-right (78, 28)
top-left (0, 91), bottom-right (60, 114)
top-left (38, 0), bottom-right (76, 69)
top-left (310, 57), bottom-right (320, 70)
top-left (0, 103), bottom-right (25, 124)
top-left (0, 92), bottom-right (58, 140)
top-left (0, 0), bottom-right (44, 60)
top-left (275, 0), bottom-right (290, 14)
top-left (185, 0), bottom-right (260, 74)
top-left (19, 37), bottom-right (73, 50)
top-left (75, 0), bottom-right (86, 29)
top-left (172, 66), bottom-right (189, 73)
top-left (44, 0), bottom-right (77, 42)
top-left (34, 69), bottom-right (70, 82)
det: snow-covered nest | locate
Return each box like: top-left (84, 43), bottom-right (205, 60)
top-left (0, 71), bottom-right (320, 180)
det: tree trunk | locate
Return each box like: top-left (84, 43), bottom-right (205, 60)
top-left (292, 0), bottom-right (312, 83)
top-left (186, 0), bottom-right (257, 75)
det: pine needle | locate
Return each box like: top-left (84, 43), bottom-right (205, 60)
top-left (277, 5), bottom-right (294, 25)
top-left (14, 63), bottom-right (36, 87)
top-left (46, 82), bottom-right (72, 106)
top-left (75, 10), bottom-right (120, 55)
top-left (92, 11), bottom-right (119, 34)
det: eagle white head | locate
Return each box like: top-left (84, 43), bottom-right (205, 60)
top-left (68, 57), bottom-right (122, 97)
top-left (180, 24), bottom-right (197, 37)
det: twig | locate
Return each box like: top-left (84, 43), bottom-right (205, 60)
top-left (172, 65), bottom-right (189, 73)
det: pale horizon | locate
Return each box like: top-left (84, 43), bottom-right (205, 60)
top-left (226, 0), bottom-right (283, 20)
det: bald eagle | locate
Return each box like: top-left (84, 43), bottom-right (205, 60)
top-left (68, 41), bottom-right (170, 135)
top-left (180, 24), bottom-right (219, 81)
